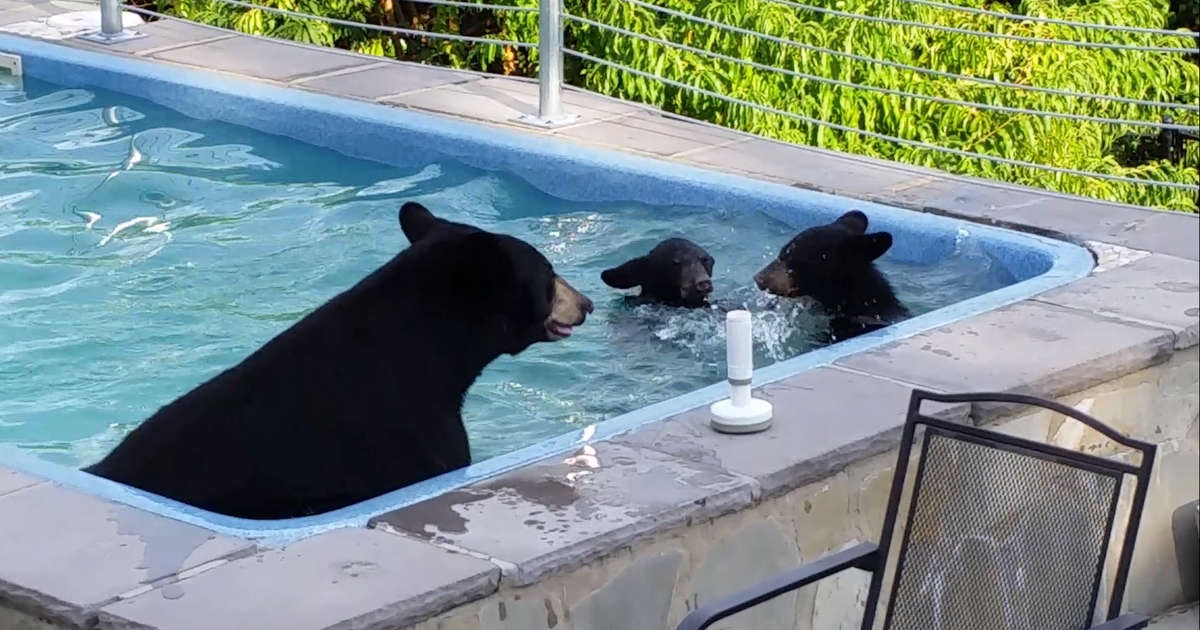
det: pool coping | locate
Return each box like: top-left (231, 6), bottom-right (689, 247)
top-left (0, 4), bottom-right (1197, 629)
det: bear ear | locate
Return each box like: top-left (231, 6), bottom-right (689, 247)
top-left (844, 232), bottom-right (893, 262)
top-left (399, 202), bottom-right (439, 244)
top-left (834, 210), bottom-right (869, 235)
top-left (601, 256), bottom-right (649, 289)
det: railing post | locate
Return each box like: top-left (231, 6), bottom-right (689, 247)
top-left (79, 0), bottom-right (145, 44)
top-left (519, 0), bottom-right (578, 128)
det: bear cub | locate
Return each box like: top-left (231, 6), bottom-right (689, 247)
top-left (754, 210), bottom-right (909, 340)
top-left (601, 238), bottom-right (715, 308)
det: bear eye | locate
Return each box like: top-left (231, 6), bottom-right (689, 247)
top-left (672, 259), bottom-right (682, 266)
top-left (820, 253), bottom-right (828, 261)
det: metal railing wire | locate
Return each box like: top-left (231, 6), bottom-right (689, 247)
top-left (389, 0), bottom-right (538, 12)
top-left (564, 48), bottom-right (1197, 190)
top-left (620, 0), bottom-right (1199, 112)
top-left (564, 12), bottom-right (1195, 131)
top-left (887, 0), bottom-right (1198, 38)
top-left (758, 0), bottom-right (1197, 52)
top-left (88, 0), bottom-right (1200, 200)
top-left (198, 0), bottom-right (537, 48)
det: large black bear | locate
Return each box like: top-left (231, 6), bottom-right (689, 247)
top-left (84, 202), bottom-right (593, 519)
top-left (754, 210), bottom-right (909, 341)
top-left (600, 238), bottom-right (715, 308)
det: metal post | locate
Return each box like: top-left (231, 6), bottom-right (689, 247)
top-left (79, 0), bottom-right (145, 44)
top-left (518, 0), bottom-right (578, 128)
top-left (100, 0), bottom-right (123, 35)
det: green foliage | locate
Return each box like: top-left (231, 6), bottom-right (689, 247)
top-left (156, 0), bottom-right (1199, 211)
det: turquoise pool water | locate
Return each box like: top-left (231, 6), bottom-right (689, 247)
top-left (0, 74), bottom-right (1017, 468)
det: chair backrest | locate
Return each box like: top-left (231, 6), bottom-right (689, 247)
top-left (861, 391), bottom-right (1156, 630)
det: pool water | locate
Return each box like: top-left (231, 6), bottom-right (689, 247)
top-left (0, 75), bottom-right (1017, 467)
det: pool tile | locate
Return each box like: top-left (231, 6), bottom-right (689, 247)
top-left (66, 18), bottom-right (234, 57)
top-left (1035, 253), bottom-right (1200, 350)
top-left (387, 77), bottom-right (643, 125)
top-left (0, 466), bottom-right (41, 496)
top-left (466, 76), bottom-right (647, 117)
top-left (903, 178), bottom-right (1200, 262)
top-left (0, 484), bottom-right (252, 628)
top-left (298, 62), bottom-right (477, 100)
top-left (680, 136), bottom-right (917, 192)
top-left (370, 441), bottom-right (756, 586)
top-left (150, 35), bottom-right (372, 83)
top-left (97, 528), bottom-right (499, 630)
top-left (835, 300), bottom-right (1176, 414)
top-left (384, 79), bottom-right (529, 124)
top-left (555, 112), bottom-right (746, 157)
top-left (612, 366), bottom-right (969, 499)
top-left (0, 0), bottom-right (91, 26)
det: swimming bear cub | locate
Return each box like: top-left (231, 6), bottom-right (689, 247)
top-left (754, 210), bottom-right (909, 340)
top-left (84, 202), bottom-right (593, 519)
top-left (601, 237), bottom-right (716, 308)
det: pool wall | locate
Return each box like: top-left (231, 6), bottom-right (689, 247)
top-left (0, 13), bottom-right (1197, 630)
top-left (1, 31), bottom-right (1091, 537)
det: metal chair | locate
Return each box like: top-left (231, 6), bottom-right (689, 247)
top-left (676, 390), bottom-right (1157, 630)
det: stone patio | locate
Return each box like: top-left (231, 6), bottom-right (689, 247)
top-left (0, 2), bottom-right (1197, 629)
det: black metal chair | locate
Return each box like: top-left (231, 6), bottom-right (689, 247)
top-left (676, 390), bottom-right (1157, 630)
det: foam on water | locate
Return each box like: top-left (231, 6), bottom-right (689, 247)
top-left (0, 77), bottom-right (1016, 466)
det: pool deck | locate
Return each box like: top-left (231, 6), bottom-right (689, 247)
top-left (0, 2), bottom-right (1198, 629)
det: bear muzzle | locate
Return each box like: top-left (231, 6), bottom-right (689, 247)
top-left (546, 276), bottom-right (593, 340)
top-left (754, 259), bottom-right (796, 297)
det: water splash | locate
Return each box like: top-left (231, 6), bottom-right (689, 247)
top-left (108, 504), bottom-right (217, 600)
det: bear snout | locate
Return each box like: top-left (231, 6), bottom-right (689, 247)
top-left (550, 276), bottom-right (593, 327)
top-left (754, 259), bottom-right (793, 296)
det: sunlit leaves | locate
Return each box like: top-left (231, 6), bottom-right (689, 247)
top-left (160, 0), bottom-right (1199, 210)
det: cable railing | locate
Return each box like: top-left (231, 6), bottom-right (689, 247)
top-left (888, 0), bottom-right (1198, 38)
top-left (758, 0), bottom-right (1196, 53)
top-left (564, 13), bottom-right (1194, 132)
top-left (195, 0), bottom-right (538, 48)
top-left (566, 48), bottom-right (1197, 190)
top-left (620, 0), bottom-right (1199, 113)
top-left (86, 0), bottom-right (1200, 200)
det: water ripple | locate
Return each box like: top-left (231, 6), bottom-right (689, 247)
top-left (0, 77), bottom-right (1015, 467)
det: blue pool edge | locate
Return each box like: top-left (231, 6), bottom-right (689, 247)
top-left (0, 33), bottom-right (1096, 545)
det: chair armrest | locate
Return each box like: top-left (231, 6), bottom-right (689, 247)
top-left (675, 542), bottom-right (880, 630)
top-left (1091, 613), bottom-right (1151, 630)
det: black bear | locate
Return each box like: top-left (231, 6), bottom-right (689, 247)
top-left (601, 238), bottom-right (715, 308)
top-left (754, 210), bottom-right (909, 341)
top-left (84, 202), bottom-right (593, 519)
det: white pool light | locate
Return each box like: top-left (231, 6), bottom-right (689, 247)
top-left (710, 310), bottom-right (773, 434)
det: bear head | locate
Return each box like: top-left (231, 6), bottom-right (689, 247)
top-left (753, 210), bottom-right (893, 303)
top-left (399, 202), bottom-right (593, 355)
top-left (600, 237), bottom-right (715, 308)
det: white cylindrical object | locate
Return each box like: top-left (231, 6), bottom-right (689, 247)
top-left (710, 309), bottom-right (772, 434)
top-left (726, 310), bottom-right (753, 407)
top-left (726, 310), bottom-right (753, 380)
top-left (731, 382), bottom-right (751, 407)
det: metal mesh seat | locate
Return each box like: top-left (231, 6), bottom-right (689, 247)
top-left (676, 390), bottom-right (1157, 630)
top-left (884, 429), bottom-right (1121, 630)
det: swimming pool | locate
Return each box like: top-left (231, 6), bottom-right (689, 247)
top-left (0, 34), bottom-right (1093, 541)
